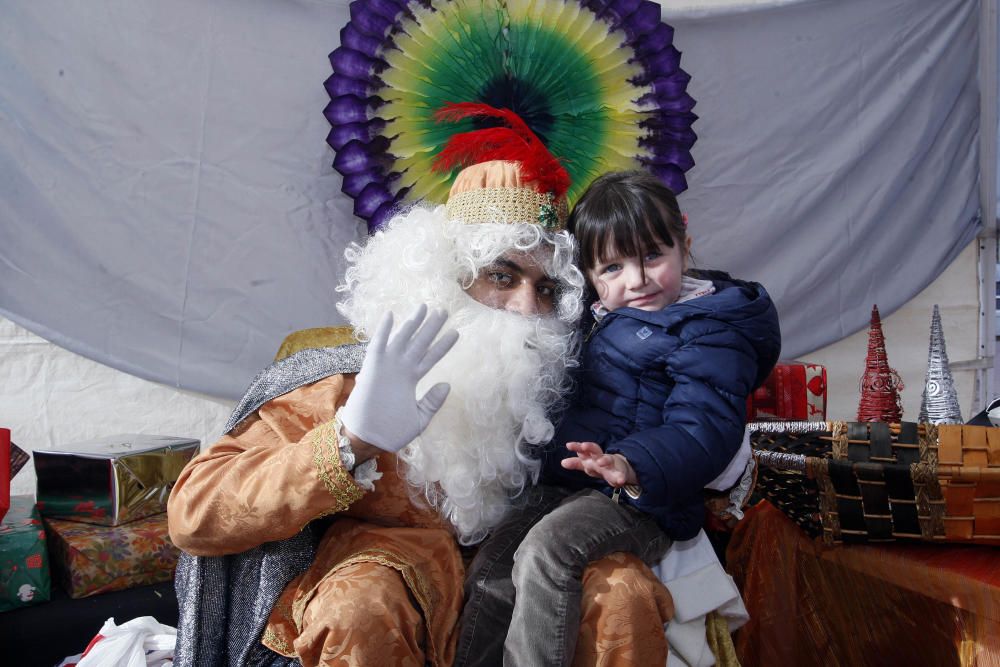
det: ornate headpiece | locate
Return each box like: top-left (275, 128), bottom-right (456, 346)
top-left (432, 103), bottom-right (571, 231)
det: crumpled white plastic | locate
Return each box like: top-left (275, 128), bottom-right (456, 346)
top-left (986, 397), bottom-right (1000, 427)
top-left (74, 616), bottom-right (176, 667)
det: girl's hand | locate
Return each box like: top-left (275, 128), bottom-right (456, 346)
top-left (561, 441), bottom-right (638, 487)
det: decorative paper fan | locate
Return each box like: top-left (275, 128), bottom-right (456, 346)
top-left (325, 0), bottom-right (698, 232)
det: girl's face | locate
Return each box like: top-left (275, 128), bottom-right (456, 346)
top-left (587, 235), bottom-right (691, 312)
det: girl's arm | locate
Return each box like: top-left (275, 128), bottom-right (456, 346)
top-left (604, 320), bottom-right (760, 509)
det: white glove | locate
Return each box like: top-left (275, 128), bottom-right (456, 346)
top-left (340, 304), bottom-right (459, 453)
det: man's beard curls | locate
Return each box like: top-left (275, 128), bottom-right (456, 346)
top-left (403, 298), bottom-right (575, 544)
top-left (336, 209), bottom-right (577, 544)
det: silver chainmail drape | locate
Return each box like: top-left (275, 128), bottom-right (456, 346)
top-left (174, 344), bottom-right (365, 667)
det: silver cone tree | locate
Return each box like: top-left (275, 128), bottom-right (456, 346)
top-left (918, 304), bottom-right (962, 424)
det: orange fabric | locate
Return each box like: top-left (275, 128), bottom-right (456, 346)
top-left (170, 373), bottom-right (678, 667)
top-left (169, 376), bottom-right (463, 665)
top-left (167, 375), bottom-right (363, 556)
top-left (728, 500), bottom-right (1000, 667)
top-left (267, 560), bottom-right (427, 667)
top-left (449, 160), bottom-right (529, 195)
top-left (573, 551), bottom-right (674, 667)
top-left (265, 518), bottom-right (464, 666)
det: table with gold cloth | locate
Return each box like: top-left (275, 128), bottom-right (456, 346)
top-left (726, 500), bottom-right (1000, 666)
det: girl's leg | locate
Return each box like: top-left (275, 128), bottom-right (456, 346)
top-left (504, 489), bottom-right (671, 667)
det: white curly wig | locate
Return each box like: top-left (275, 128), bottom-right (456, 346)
top-left (336, 204), bottom-right (585, 544)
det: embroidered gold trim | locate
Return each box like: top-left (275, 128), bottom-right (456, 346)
top-left (912, 461), bottom-right (945, 538)
top-left (811, 458), bottom-right (841, 545)
top-left (310, 420), bottom-right (365, 519)
top-left (290, 548), bottom-right (441, 663)
top-left (920, 423), bottom-right (940, 466)
top-left (261, 627), bottom-right (297, 658)
top-left (831, 421), bottom-right (849, 459)
top-left (446, 187), bottom-right (568, 229)
top-left (271, 596), bottom-right (295, 624)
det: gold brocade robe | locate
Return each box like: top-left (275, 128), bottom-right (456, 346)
top-left (168, 374), bottom-right (676, 667)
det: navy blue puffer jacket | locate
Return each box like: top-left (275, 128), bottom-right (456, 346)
top-left (543, 269), bottom-right (781, 540)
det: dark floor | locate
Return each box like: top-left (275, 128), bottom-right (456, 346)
top-left (2, 580), bottom-right (178, 667)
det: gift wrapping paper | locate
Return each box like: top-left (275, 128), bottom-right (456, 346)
top-left (35, 434), bottom-right (199, 525)
top-left (0, 495), bottom-right (50, 612)
top-left (44, 511), bottom-right (179, 599)
top-left (1, 428), bottom-right (9, 523)
top-left (747, 361), bottom-right (827, 421)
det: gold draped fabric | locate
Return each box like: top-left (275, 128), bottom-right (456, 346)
top-left (169, 374), bottom-right (680, 666)
top-left (575, 551), bottom-right (675, 666)
top-left (727, 500), bottom-right (1000, 667)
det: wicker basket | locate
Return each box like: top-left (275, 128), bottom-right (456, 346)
top-left (750, 421), bottom-right (1000, 545)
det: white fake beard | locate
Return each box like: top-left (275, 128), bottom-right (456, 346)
top-left (401, 297), bottom-right (575, 545)
top-left (337, 206), bottom-right (578, 544)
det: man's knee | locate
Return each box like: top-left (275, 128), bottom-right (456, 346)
top-left (581, 552), bottom-right (674, 621)
top-left (573, 553), bottom-right (673, 667)
top-left (294, 562), bottom-right (425, 666)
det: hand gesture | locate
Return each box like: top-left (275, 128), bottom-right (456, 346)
top-left (340, 304), bottom-right (459, 453)
top-left (561, 442), bottom-right (638, 488)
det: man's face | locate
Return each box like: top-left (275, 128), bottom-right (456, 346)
top-left (463, 249), bottom-right (558, 316)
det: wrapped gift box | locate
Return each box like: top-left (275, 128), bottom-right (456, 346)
top-left (1, 428), bottom-right (9, 522)
top-left (747, 361), bottom-right (827, 421)
top-left (10, 440), bottom-right (30, 482)
top-left (0, 432), bottom-right (26, 522)
top-left (0, 495), bottom-right (51, 612)
top-left (34, 434), bottom-right (199, 526)
top-left (44, 512), bottom-right (179, 599)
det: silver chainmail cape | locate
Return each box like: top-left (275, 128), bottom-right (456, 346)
top-left (173, 344), bottom-right (366, 667)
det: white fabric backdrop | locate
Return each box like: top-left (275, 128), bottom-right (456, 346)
top-left (0, 0), bottom-right (984, 400)
top-left (1, 315), bottom-right (234, 497)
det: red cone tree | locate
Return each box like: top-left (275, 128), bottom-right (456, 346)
top-left (857, 304), bottom-right (904, 422)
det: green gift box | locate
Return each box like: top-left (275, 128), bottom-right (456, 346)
top-left (0, 495), bottom-right (51, 612)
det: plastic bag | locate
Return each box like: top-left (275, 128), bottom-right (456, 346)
top-left (75, 616), bottom-right (176, 667)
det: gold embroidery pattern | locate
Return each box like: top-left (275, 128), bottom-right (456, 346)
top-left (446, 187), bottom-right (568, 229)
top-left (348, 548), bottom-right (436, 619)
top-left (262, 627), bottom-right (297, 657)
top-left (311, 420), bottom-right (364, 518)
top-left (291, 547), bottom-right (440, 662)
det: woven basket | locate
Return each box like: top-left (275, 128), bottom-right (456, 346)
top-left (750, 421), bottom-right (1000, 545)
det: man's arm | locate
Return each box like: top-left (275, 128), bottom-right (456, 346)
top-left (167, 374), bottom-right (368, 557)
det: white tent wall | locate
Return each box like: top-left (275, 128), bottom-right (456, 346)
top-left (802, 0), bottom-right (998, 423)
top-left (796, 240), bottom-right (981, 423)
top-left (1, 315), bottom-right (234, 497)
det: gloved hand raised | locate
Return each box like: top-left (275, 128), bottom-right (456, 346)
top-left (340, 304), bottom-right (460, 453)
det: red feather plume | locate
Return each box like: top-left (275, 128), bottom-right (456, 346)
top-left (432, 102), bottom-right (570, 199)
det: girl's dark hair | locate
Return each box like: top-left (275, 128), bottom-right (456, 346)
top-left (567, 170), bottom-right (686, 277)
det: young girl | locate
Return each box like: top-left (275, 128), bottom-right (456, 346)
top-left (454, 170), bottom-right (781, 667)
